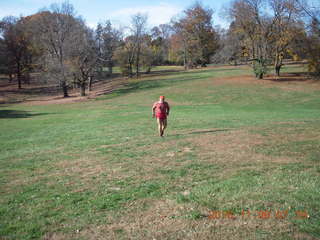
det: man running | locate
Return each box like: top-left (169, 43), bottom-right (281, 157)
top-left (152, 96), bottom-right (170, 137)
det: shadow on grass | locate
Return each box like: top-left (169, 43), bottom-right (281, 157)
top-left (98, 74), bottom-right (206, 100)
top-left (95, 66), bottom-right (252, 100)
top-left (265, 72), bottom-right (311, 82)
top-left (188, 129), bottom-right (230, 134)
top-left (0, 85), bottom-right (61, 96)
top-left (171, 128), bottom-right (230, 137)
top-left (0, 110), bottom-right (51, 119)
top-left (149, 66), bottom-right (247, 77)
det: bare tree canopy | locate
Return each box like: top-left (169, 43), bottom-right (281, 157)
top-left (32, 1), bottom-right (83, 97)
top-left (96, 20), bottom-right (122, 76)
top-left (0, 0), bottom-right (319, 89)
top-left (222, 0), bottom-right (315, 78)
top-left (131, 13), bottom-right (148, 77)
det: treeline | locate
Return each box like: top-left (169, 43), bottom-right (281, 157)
top-left (214, 0), bottom-right (320, 79)
top-left (0, 0), bottom-right (319, 97)
top-left (0, 2), bottom-right (219, 97)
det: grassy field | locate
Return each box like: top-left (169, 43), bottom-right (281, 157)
top-left (0, 65), bottom-right (320, 239)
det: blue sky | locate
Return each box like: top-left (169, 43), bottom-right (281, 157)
top-left (0, 0), bottom-right (232, 29)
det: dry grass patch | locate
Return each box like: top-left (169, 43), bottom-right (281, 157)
top-left (211, 73), bottom-right (320, 93)
top-left (75, 198), bottom-right (304, 240)
top-left (190, 128), bottom-right (297, 165)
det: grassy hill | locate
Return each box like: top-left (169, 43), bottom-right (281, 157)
top-left (1, 65), bottom-right (319, 239)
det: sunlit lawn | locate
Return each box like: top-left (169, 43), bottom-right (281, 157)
top-left (0, 65), bottom-right (319, 239)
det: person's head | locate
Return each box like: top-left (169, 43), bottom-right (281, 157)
top-left (159, 96), bottom-right (165, 102)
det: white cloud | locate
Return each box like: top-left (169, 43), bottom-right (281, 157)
top-left (110, 2), bottom-right (182, 27)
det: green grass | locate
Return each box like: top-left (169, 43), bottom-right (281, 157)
top-left (0, 65), bottom-right (319, 239)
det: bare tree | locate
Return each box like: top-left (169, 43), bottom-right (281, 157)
top-left (140, 35), bottom-right (157, 73)
top-left (131, 13), bottom-right (148, 77)
top-left (269, 0), bottom-right (302, 76)
top-left (95, 23), bottom-right (104, 77)
top-left (69, 23), bottom-right (98, 96)
top-left (229, 0), bottom-right (267, 59)
top-left (114, 13), bottom-right (148, 78)
top-left (151, 24), bottom-right (173, 65)
top-left (212, 24), bottom-right (246, 65)
top-left (96, 20), bottom-right (122, 76)
top-left (228, 0), bottom-right (274, 78)
top-left (294, 0), bottom-right (320, 76)
top-left (114, 36), bottom-right (136, 77)
top-left (0, 16), bottom-right (32, 88)
top-left (227, 0), bottom-right (307, 78)
top-left (172, 19), bottom-right (190, 69)
top-left (35, 2), bottom-right (80, 97)
top-left (0, 30), bottom-right (15, 82)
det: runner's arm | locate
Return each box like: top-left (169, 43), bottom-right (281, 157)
top-left (152, 103), bottom-right (156, 117)
top-left (166, 102), bottom-right (170, 116)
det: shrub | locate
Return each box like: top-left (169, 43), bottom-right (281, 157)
top-left (253, 58), bottom-right (269, 79)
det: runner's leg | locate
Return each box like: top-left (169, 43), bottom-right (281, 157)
top-left (163, 119), bottom-right (167, 130)
top-left (157, 118), bottom-right (163, 136)
top-left (162, 119), bottom-right (167, 136)
top-left (160, 119), bottom-right (164, 136)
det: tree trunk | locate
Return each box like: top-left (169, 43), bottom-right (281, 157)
top-left (17, 73), bottom-right (22, 89)
top-left (274, 52), bottom-right (283, 77)
top-left (17, 64), bottom-right (22, 89)
top-left (258, 73), bottom-right (263, 79)
top-left (88, 76), bottom-right (93, 92)
top-left (80, 83), bottom-right (86, 96)
top-left (25, 72), bottom-right (31, 84)
top-left (128, 63), bottom-right (133, 78)
top-left (62, 81), bottom-right (69, 97)
top-left (251, 41), bottom-right (255, 59)
top-left (275, 58), bottom-right (283, 77)
top-left (17, 71), bottom-right (21, 89)
top-left (275, 65), bottom-right (281, 77)
top-left (145, 67), bottom-right (151, 74)
top-left (60, 55), bottom-right (69, 97)
top-left (183, 41), bottom-right (188, 70)
top-left (97, 66), bottom-right (103, 78)
top-left (136, 50), bottom-right (140, 78)
top-left (108, 63), bottom-right (113, 75)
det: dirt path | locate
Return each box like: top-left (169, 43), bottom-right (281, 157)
top-left (0, 76), bottom-right (128, 106)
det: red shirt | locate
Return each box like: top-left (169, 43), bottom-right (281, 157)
top-left (153, 101), bottom-right (170, 119)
